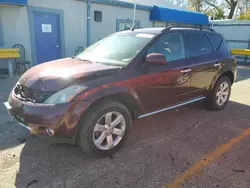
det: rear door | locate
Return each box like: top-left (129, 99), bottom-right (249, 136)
top-left (184, 32), bottom-right (220, 97)
top-left (134, 32), bottom-right (194, 113)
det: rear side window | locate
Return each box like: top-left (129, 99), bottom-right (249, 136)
top-left (186, 33), bottom-right (213, 57)
top-left (207, 33), bottom-right (223, 51)
top-left (220, 40), bottom-right (231, 54)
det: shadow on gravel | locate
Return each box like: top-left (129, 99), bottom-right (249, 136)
top-left (14, 101), bottom-right (250, 188)
top-left (0, 121), bottom-right (31, 151)
top-left (0, 76), bottom-right (28, 151)
top-left (236, 66), bottom-right (250, 82)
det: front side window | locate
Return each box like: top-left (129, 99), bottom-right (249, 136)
top-left (77, 32), bottom-right (155, 66)
top-left (148, 32), bottom-right (186, 62)
top-left (186, 33), bottom-right (213, 57)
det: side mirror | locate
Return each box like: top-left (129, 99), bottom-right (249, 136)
top-left (146, 53), bottom-right (167, 66)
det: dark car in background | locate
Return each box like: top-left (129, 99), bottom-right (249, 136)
top-left (5, 26), bottom-right (237, 157)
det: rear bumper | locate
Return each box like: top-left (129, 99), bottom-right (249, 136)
top-left (4, 92), bottom-right (91, 143)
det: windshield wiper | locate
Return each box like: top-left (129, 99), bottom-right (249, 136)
top-left (71, 56), bottom-right (82, 60)
top-left (99, 62), bottom-right (125, 67)
top-left (72, 56), bottom-right (96, 64)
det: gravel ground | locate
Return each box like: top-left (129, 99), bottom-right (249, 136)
top-left (1, 66), bottom-right (250, 188)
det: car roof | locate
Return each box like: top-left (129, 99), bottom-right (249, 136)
top-left (130, 27), bottom-right (217, 35)
top-left (132, 27), bottom-right (165, 34)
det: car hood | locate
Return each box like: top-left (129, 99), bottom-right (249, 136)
top-left (18, 58), bottom-right (119, 91)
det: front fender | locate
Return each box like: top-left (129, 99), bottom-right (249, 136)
top-left (75, 85), bottom-right (145, 115)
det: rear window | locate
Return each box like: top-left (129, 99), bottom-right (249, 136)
top-left (207, 33), bottom-right (223, 51)
top-left (186, 32), bottom-right (214, 57)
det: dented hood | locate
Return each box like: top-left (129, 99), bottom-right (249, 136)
top-left (19, 58), bottom-right (119, 91)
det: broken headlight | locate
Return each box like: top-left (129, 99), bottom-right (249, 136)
top-left (44, 84), bottom-right (87, 104)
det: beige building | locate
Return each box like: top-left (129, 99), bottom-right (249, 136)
top-left (0, 0), bottom-right (208, 72)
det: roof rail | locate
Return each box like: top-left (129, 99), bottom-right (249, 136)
top-left (162, 25), bottom-right (215, 32)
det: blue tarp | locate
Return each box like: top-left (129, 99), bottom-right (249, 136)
top-left (150, 6), bottom-right (209, 25)
top-left (0, 0), bottom-right (27, 6)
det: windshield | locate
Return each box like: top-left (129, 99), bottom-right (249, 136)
top-left (77, 32), bottom-right (155, 66)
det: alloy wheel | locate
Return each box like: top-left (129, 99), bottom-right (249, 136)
top-left (216, 81), bottom-right (229, 106)
top-left (93, 111), bottom-right (126, 150)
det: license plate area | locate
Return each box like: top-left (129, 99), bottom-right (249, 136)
top-left (13, 115), bottom-right (32, 131)
top-left (4, 101), bottom-right (32, 131)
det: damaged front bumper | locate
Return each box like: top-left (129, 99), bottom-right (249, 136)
top-left (4, 101), bottom-right (34, 133)
top-left (4, 92), bottom-right (92, 144)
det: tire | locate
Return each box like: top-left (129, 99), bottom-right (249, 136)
top-left (77, 99), bottom-right (132, 157)
top-left (206, 76), bottom-right (232, 110)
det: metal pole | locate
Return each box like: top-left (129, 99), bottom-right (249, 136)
top-left (244, 36), bottom-right (250, 64)
top-left (87, 0), bottom-right (91, 47)
top-left (211, 11), bottom-right (216, 29)
top-left (133, 1), bottom-right (137, 27)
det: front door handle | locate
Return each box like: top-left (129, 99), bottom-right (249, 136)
top-left (214, 63), bottom-right (221, 67)
top-left (181, 68), bottom-right (191, 73)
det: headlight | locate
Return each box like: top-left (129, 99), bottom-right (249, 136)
top-left (44, 84), bottom-right (87, 104)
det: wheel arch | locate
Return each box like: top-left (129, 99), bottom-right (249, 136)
top-left (219, 71), bottom-right (235, 84)
top-left (85, 92), bottom-right (142, 120)
top-left (74, 91), bottom-right (141, 144)
top-left (210, 70), bottom-right (235, 91)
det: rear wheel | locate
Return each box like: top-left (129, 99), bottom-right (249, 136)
top-left (77, 100), bottom-right (132, 157)
top-left (206, 76), bottom-right (231, 110)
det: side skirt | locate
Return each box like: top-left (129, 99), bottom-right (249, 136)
top-left (138, 96), bottom-right (206, 119)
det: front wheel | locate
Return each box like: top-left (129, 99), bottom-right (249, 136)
top-left (206, 76), bottom-right (232, 110)
top-left (77, 100), bottom-right (132, 157)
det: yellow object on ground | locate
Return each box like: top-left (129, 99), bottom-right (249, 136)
top-left (231, 49), bottom-right (250, 56)
top-left (0, 48), bottom-right (20, 77)
top-left (0, 48), bottom-right (20, 58)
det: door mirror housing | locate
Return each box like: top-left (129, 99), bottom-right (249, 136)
top-left (146, 53), bottom-right (167, 66)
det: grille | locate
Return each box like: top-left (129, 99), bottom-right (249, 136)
top-left (14, 83), bottom-right (54, 103)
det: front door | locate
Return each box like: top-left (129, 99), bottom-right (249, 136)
top-left (135, 32), bottom-right (193, 113)
top-left (33, 13), bottom-right (61, 64)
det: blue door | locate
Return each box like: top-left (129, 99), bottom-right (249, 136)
top-left (33, 13), bottom-right (61, 64)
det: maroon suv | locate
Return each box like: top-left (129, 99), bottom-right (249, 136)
top-left (5, 27), bottom-right (237, 157)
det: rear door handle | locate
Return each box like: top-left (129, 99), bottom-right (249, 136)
top-left (181, 68), bottom-right (191, 73)
top-left (214, 63), bottom-right (221, 67)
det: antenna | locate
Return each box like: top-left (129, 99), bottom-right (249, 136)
top-left (130, 24), bottom-right (136, 31)
top-left (131, 1), bottom-right (137, 31)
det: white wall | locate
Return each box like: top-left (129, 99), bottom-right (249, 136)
top-left (211, 20), bottom-right (250, 49)
top-left (0, 0), bottom-right (87, 70)
top-left (29, 0), bottom-right (87, 57)
top-left (2, 0), bottom-right (178, 71)
top-left (154, 21), bottom-right (166, 27)
top-left (0, 6), bottom-right (30, 69)
top-left (90, 3), bottom-right (152, 44)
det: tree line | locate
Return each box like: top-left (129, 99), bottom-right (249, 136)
top-left (167, 0), bottom-right (250, 20)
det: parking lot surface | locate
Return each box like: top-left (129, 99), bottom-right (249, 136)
top-left (1, 66), bottom-right (250, 188)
